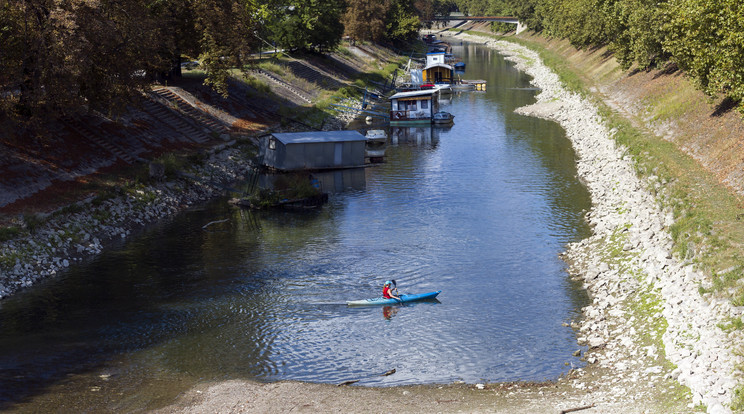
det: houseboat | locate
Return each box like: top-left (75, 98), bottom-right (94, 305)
top-left (389, 89), bottom-right (439, 126)
top-left (422, 51), bottom-right (454, 93)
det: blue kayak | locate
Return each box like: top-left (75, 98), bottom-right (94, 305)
top-left (346, 291), bottom-right (441, 307)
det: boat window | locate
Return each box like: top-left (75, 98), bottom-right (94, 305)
top-left (269, 137), bottom-right (276, 150)
top-left (398, 100), bottom-right (418, 111)
top-left (420, 100), bottom-right (428, 110)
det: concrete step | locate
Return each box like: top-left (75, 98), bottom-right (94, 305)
top-left (152, 88), bottom-right (228, 134)
top-left (141, 97), bottom-right (210, 144)
top-left (62, 117), bottom-right (135, 164)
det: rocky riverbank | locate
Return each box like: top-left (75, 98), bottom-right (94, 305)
top-left (449, 31), bottom-right (742, 413)
top-left (0, 142), bottom-right (252, 299)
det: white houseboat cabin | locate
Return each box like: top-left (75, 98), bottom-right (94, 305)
top-left (389, 89), bottom-right (439, 126)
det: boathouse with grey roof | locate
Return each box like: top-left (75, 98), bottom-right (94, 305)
top-left (259, 130), bottom-right (367, 171)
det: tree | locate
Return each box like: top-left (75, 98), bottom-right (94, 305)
top-left (267, 0), bottom-right (346, 52)
top-left (385, 0), bottom-right (421, 42)
top-left (606, 0), bottom-right (668, 70)
top-left (192, 0), bottom-right (260, 96)
top-left (0, 0), bottom-right (165, 123)
top-left (511, 0), bottom-right (542, 32)
top-left (343, 0), bottom-right (387, 42)
top-left (664, 0), bottom-right (744, 103)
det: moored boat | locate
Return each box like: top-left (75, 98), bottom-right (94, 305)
top-left (365, 129), bottom-right (387, 162)
top-left (365, 129), bottom-right (387, 143)
top-left (432, 111), bottom-right (455, 124)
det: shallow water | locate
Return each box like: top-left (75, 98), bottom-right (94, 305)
top-left (0, 40), bottom-right (593, 411)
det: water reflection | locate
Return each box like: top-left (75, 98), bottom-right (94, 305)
top-left (382, 306), bottom-right (398, 320)
top-left (312, 169), bottom-right (366, 193)
top-left (389, 126), bottom-right (441, 146)
top-left (255, 168), bottom-right (366, 195)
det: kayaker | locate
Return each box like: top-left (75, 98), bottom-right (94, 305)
top-left (382, 280), bottom-right (400, 301)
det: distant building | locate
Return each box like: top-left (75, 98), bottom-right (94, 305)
top-left (259, 131), bottom-right (367, 171)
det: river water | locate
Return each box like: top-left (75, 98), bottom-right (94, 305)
top-left (0, 40), bottom-right (593, 411)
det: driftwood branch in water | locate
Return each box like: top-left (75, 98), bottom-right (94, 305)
top-left (560, 404), bottom-right (596, 414)
top-left (202, 219), bottom-right (229, 229)
top-left (337, 368), bottom-right (395, 386)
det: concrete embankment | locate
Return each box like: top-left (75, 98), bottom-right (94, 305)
top-left (447, 31), bottom-right (742, 413)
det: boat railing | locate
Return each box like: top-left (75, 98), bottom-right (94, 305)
top-left (391, 109), bottom-right (431, 120)
top-left (391, 110), bottom-right (410, 120)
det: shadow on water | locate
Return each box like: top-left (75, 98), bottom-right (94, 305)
top-left (0, 198), bottom-right (344, 410)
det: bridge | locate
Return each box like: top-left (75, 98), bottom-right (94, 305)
top-left (431, 15), bottom-right (525, 34)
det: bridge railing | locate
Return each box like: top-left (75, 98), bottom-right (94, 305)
top-left (429, 15), bottom-right (524, 34)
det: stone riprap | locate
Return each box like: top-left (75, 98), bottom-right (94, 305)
top-left (451, 32), bottom-right (742, 413)
top-left (0, 145), bottom-right (252, 298)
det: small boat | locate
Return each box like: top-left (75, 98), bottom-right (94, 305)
top-left (452, 82), bottom-right (475, 91)
top-left (365, 129), bottom-right (387, 143)
top-left (432, 111), bottom-right (455, 124)
top-left (346, 291), bottom-right (441, 306)
top-left (454, 61), bottom-right (466, 70)
top-left (434, 84), bottom-right (452, 94)
top-left (365, 130), bottom-right (387, 162)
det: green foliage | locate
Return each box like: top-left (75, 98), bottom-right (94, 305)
top-left (512, 0), bottom-right (542, 31)
top-left (336, 86), bottom-right (361, 99)
top-left (263, 0), bottom-right (345, 52)
top-left (525, 0), bottom-right (744, 107)
top-left (336, 46), bottom-right (353, 57)
top-left (662, 0), bottom-right (744, 104)
top-left (195, 0), bottom-right (260, 97)
top-left (257, 61), bottom-right (287, 76)
top-left (160, 153), bottom-right (185, 177)
top-left (0, 227), bottom-right (22, 242)
top-left (343, 0), bottom-right (386, 42)
top-left (55, 203), bottom-right (85, 217)
top-left (23, 214), bottom-right (43, 233)
top-left (92, 209), bottom-right (112, 225)
top-left (385, 0), bottom-right (422, 42)
top-left (0, 0), bottom-right (167, 122)
top-left (731, 384), bottom-right (744, 411)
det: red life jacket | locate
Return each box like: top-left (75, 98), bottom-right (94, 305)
top-left (382, 285), bottom-right (393, 299)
